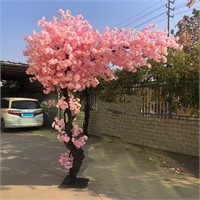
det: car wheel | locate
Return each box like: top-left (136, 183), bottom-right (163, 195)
top-left (1, 119), bottom-right (6, 132)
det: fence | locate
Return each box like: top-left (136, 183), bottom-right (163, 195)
top-left (132, 83), bottom-right (199, 120)
top-left (88, 95), bottom-right (199, 156)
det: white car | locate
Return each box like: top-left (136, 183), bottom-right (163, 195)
top-left (1, 97), bottom-right (44, 131)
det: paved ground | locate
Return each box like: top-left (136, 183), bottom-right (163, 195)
top-left (0, 127), bottom-right (199, 200)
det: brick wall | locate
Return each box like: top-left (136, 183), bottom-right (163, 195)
top-left (88, 95), bottom-right (199, 156)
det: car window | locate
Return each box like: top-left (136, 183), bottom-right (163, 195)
top-left (11, 101), bottom-right (41, 109)
top-left (1, 99), bottom-right (9, 108)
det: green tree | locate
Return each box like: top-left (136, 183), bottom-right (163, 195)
top-left (97, 68), bottom-right (146, 102)
top-left (146, 46), bottom-right (199, 115)
top-left (98, 9), bottom-right (199, 116)
top-left (174, 9), bottom-right (199, 51)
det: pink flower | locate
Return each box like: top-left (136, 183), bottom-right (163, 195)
top-left (54, 124), bottom-right (62, 133)
top-left (58, 97), bottom-right (68, 110)
top-left (48, 100), bottom-right (56, 106)
top-left (72, 135), bottom-right (88, 149)
top-left (59, 151), bottom-right (73, 170)
top-left (52, 121), bottom-right (56, 128)
top-left (72, 124), bottom-right (82, 137)
top-left (52, 117), bottom-right (65, 134)
top-left (63, 135), bottom-right (70, 143)
top-left (23, 9), bottom-right (181, 166)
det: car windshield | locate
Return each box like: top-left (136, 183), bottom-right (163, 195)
top-left (11, 100), bottom-right (41, 109)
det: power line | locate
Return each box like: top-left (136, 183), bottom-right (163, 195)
top-left (174, 6), bottom-right (200, 15)
top-left (134, 12), bottom-right (166, 29)
top-left (119, 4), bottom-right (166, 29)
top-left (114, 0), bottom-right (199, 31)
top-left (155, 17), bottom-right (168, 25)
top-left (133, 0), bottom-right (174, 30)
top-left (155, 6), bottom-right (199, 29)
top-left (174, 0), bottom-right (200, 9)
top-left (113, 0), bottom-right (166, 28)
top-left (174, 2), bottom-right (188, 9)
top-left (174, 1), bottom-right (199, 24)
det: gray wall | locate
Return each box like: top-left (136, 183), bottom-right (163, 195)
top-left (88, 95), bottom-right (199, 156)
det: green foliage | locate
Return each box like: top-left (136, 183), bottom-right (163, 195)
top-left (97, 10), bottom-right (199, 115)
top-left (98, 45), bottom-right (199, 115)
top-left (146, 46), bottom-right (199, 114)
top-left (174, 9), bottom-right (200, 51)
top-left (97, 68), bottom-right (146, 102)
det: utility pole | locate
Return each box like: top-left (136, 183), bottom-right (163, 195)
top-left (166, 0), bottom-right (175, 118)
top-left (166, 0), bottom-right (175, 36)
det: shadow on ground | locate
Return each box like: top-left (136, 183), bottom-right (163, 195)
top-left (1, 127), bottom-right (64, 186)
top-left (1, 127), bottom-right (199, 199)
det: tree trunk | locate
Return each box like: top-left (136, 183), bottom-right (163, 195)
top-left (63, 141), bottom-right (85, 184)
top-left (83, 89), bottom-right (90, 136)
top-left (61, 89), bottom-right (85, 185)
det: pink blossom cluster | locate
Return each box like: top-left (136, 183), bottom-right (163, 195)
top-left (72, 135), bottom-right (88, 149)
top-left (52, 116), bottom-right (87, 148)
top-left (52, 117), bottom-right (70, 142)
top-left (57, 96), bottom-right (68, 110)
top-left (52, 117), bottom-right (65, 130)
top-left (57, 134), bottom-right (70, 143)
top-left (59, 150), bottom-right (73, 170)
top-left (71, 123), bottom-right (88, 148)
top-left (72, 124), bottom-right (82, 137)
top-left (58, 123), bottom-right (87, 169)
top-left (44, 99), bottom-right (56, 106)
top-left (52, 117), bottom-right (65, 132)
top-left (24, 9), bottom-right (102, 94)
top-left (57, 93), bottom-right (81, 113)
top-left (99, 24), bottom-right (181, 70)
top-left (24, 9), bottom-right (181, 94)
top-left (68, 93), bottom-right (81, 114)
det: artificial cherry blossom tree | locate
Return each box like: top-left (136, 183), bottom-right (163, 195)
top-left (24, 9), bottom-right (180, 184)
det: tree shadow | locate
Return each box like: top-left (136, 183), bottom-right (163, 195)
top-left (163, 151), bottom-right (199, 178)
top-left (1, 130), bottom-right (199, 200)
top-left (80, 136), bottom-right (200, 199)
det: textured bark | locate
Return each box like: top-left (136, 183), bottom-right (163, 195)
top-left (63, 141), bottom-right (85, 184)
top-left (83, 89), bottom-right (90, 136)
top-left (61, 89), bottom-right (85, 184)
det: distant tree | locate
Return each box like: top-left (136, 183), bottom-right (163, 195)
top-left (146, 46), bottom-right (199, 115)
top-left (99, 6), bottom-right (199, 116)
top-left (175, 9), bottom-right (199, 51)
top-left (97, 68), bottom-right (146, 102)
top-left (186, 0), bottom-right (196, 8)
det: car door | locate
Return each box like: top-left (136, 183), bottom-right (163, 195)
top-left (1, 99), bottom-right (9, 117)
top-left (1, 99), bottom-right (10, 129)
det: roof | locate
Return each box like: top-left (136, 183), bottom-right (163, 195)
top-left (1, 61), bottom-right (29, 80)
top-left (2, 97), bottom-right (39, 101)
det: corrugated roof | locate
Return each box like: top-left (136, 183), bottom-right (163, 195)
top-left (1, 61), bottom-right (29, 80)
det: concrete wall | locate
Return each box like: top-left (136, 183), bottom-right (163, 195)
top-left (88, 95), bottom-right (199, 156)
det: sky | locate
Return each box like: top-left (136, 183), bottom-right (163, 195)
top-left (0, 0), bottom-right (199, 63)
